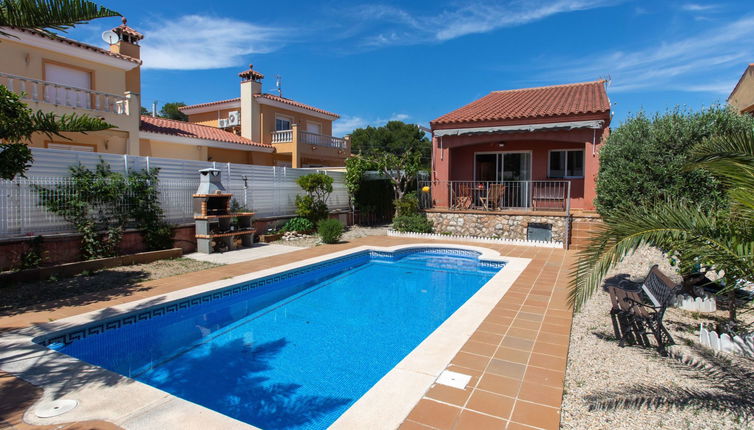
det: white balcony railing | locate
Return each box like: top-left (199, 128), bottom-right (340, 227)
top-left (299, 130), bottom-right (347, 149)
top-left (271, 129), bottom-right (293, 143)
top-left (0, 72), bottom-right (130, 115)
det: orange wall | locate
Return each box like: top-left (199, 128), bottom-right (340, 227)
top-left (187, 108), bottom-right (238, 128)
top-left (259, 104), bottom-right (333, 145)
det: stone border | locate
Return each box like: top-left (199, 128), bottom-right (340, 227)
top-left (0, 243), bottom-right (529, 430)
top-left (387, 229), bottom-right (564, 248)
top-left (0, 248), bottom-right (183, 284)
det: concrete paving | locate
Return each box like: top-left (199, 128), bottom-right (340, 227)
top-left (184, 243), bottom-right (302, 265)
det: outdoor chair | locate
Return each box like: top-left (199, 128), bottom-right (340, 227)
top-left (479, 184), bottom-right (506, 211)
top-left (605, 265), bottom-right (680, 356)
top-left (453, 184), bottom-right (473, 209)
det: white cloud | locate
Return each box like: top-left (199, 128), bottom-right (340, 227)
top-left (681, 3), bottom-right (719, 12)
top-left (350, 0), bottom-right (618, 47)
top-left (140, 15), bottom-right (287, 70)
top-left (332, 113), bottom-right (412, 135)
top-left (548, 15), bottom-right (754, 94)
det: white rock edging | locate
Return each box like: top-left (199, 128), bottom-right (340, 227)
top-left (699, 323), bottom-right (754, 357)
top-left (387, 229), bottom-right (563, 248)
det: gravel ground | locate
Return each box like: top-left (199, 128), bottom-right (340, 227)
top-left (562, 246), bottom-right (754, 429)
top-left (0, 258), bottom-right (221, 316)
top-left (272, 225), bottom-right (389, 248)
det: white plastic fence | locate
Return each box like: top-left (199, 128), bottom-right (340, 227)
top-left (0, 148), bottom-right (349, 238)
top-left (699, 323), bottom-right (754, 357)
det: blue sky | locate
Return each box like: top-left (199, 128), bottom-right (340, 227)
top-left (67, 0), bottom-right (753, 135)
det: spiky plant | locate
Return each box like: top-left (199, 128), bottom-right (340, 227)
top-left (569, 131), bottom-right (754, 324)
top-left (0, 0), bottom-right (119, 37)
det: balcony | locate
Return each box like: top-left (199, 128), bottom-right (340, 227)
top-left (0, 72), bottom-right (131, 115)
top-left (271, 128), bottom-right (348, 149)
top-left (420, 180), bottom-right (572, 213)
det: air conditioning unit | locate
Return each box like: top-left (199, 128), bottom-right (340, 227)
top-left (227, 111), bottom-right (240, 126)
top-left (218, 118), bottom-right (229, 128)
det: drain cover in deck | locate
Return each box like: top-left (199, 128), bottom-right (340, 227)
top-left (35, 399), bottom-right (78, 418)
top-left (436, 370), bottom-right (471, 389)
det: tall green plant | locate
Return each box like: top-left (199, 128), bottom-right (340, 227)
top-left (570, 131), bottom-right (754, 326)
top-left (35, 161), bottom-right (173, 260)
top-left (294, 173), bottom-right (333, 223)
top-left (0, 0), bottom-right (119, 37)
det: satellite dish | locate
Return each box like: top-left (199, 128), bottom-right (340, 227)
top-left (101, 30), bottom-right (120, 45)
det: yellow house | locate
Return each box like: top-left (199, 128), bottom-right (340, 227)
top-left (729, 63), bottom-right (754, 116)
top-left (180, 65), bottom-right (350, 168)
top-left (0, 21), bottom-right (142, 154)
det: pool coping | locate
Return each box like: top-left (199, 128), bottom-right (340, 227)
top-left (0, 243), bottom-right (529, 430)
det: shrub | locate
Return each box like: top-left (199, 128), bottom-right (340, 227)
top-left (295, 173), bottom-right (334, 222)
top-left (393, 192), bottom-right (420, 217)
top-left (283, 217), bottom-right (315, 233)
top-left (318, 218), bottom-right (344, 244)
top-left (392, 214), bottom-right (433, 233)
top-left (595, 106), bottom-right (754, 216)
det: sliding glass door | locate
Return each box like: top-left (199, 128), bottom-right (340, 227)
top-left (475, 152), bottom-right (532, 208)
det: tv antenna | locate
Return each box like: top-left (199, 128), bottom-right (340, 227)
top-left (276, 75), bottom-right (282, 97)
top-left (101, 30), bottom-right (120, 45)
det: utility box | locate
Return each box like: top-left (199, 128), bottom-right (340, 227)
top-left (527, 223), bottom-right (552, 242)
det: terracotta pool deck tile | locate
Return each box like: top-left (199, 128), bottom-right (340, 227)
top-left (527, 353), bottom-right (566, 371)
top-left (522, 366), bottom-right (565, 389)
top-left (509, 319), bottom-right (541, 331)
top-left (476, 373), bottom-right (523, 398)
top-left (465, 390), bottom-right (515, 420)
top-left (486, 359), bottom-right (527, 380)
top-left (506, 422), bottom-right (540, 430)
top-left (453, 410), bottom-right (507, 430)
top-left (452, 351), bottom-right (491, 372)
top-left (517, 382), bottom-right (563, 409)
top-left (425, 383), bottom-right (474, 407)
top-left (461, 340), bottom-right (498, 357)
top-left (506, 327), bottom-right (539, 341)
top-left (500, 336), bottom-right (535, 352)
top-left (539, 323), bottom-right (571, 336)
top-left (406, 399), bottom-right (462, 430)
top-left (469, 331), bottom-right (504, 346)
top-left (478, 321), bottom-right (511, 335)
top-left (493, 347), bottom-right (530, 364)
top-left (531, 341), bottom-right (569, 358)
top-left (398, 420), bottom-right (435, 430)
top-left (510, 401), bottom-right (561, 430)
top-left (536, 332), bottom-right (570, 346)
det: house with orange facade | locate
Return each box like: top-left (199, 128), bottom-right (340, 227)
top-left (426, 80), bottom-right (611, 247)
top-left (0, 18), bottom-right (346, 167)
top-left (179, 65), bottom-right (350, 168)
top-left (729, 63), bottom-right (754, 116)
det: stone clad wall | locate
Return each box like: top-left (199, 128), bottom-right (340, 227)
top-left (426, 212), bottom-right (568, 243)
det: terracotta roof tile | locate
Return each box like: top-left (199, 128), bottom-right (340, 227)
top-left (255, 93), bottom-right (340, 118)
top-left (431, 80), bottom-right (610, 127)
top-left (179, 98), bottom-right (241, 111)
top-left (139, 115), bottom-right (270, 149)
top-left (12, 28), bottom-right (141, 64)
top-left (238, 64), bottom-right (264, 81)
top-left (112, 17), bottom-right (143, 40)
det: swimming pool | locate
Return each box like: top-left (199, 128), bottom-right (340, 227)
top-left (37, 247), bottom-right (505, 430)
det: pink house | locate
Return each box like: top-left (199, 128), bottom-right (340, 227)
top-left (425, 81), bottom-right (611, 245)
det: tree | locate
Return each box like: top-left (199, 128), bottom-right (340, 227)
top-left (0, 0), bottom-right (119, 37)
top-left (0, 86), bottom-right (113, 179)
top-left (140, 106), bottom-right (150, 115)
top-left (595, 106), bottom-right (754, 216)
top-left (349, 121), bottom-right (431, 207)
top-left (159, 102), bottom-right (188, 121)
top-left (0, 0), bottom-right (120, 179)
top-left (570, 131), bottom-right (754, 329)
top-left (349, 120), bottom-right (430, 164)
top-left (294, 173), bottom-right (334, 223)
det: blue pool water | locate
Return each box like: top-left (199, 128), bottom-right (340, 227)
top-left (42, 248), bottom-right (503, 430)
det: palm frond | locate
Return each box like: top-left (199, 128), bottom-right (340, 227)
top-left (30, 110), bottom-right (113, 139)
top-left (569, 202), bottom-right (754, 311)
top-left (0, 0), bottom-right (119, 37)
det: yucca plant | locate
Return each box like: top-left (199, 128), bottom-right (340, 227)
top-left (569, 131), bottom-right (754, 327)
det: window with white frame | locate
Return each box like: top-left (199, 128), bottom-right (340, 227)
top-left (549, 149), bottom-right (584, 178)
top-left (275, 116), bottom-right (292, 131)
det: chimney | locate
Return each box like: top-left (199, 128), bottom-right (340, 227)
top-left (239, 64), bottom-right (264, 141)
top-left (110, 17), bottom-right (143, 95)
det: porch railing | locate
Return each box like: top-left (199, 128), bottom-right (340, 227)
top-left (419, 180), bottom-right (571, 212)
top-left (0, 72), bottom-right (130, 115)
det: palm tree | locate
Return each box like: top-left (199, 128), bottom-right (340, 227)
top-left (569, 131), bottom-right (754, 325)
top-left (0, 0), bottom-right (119, 37)
top-left (0, 0), bottom-right (120, 179)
